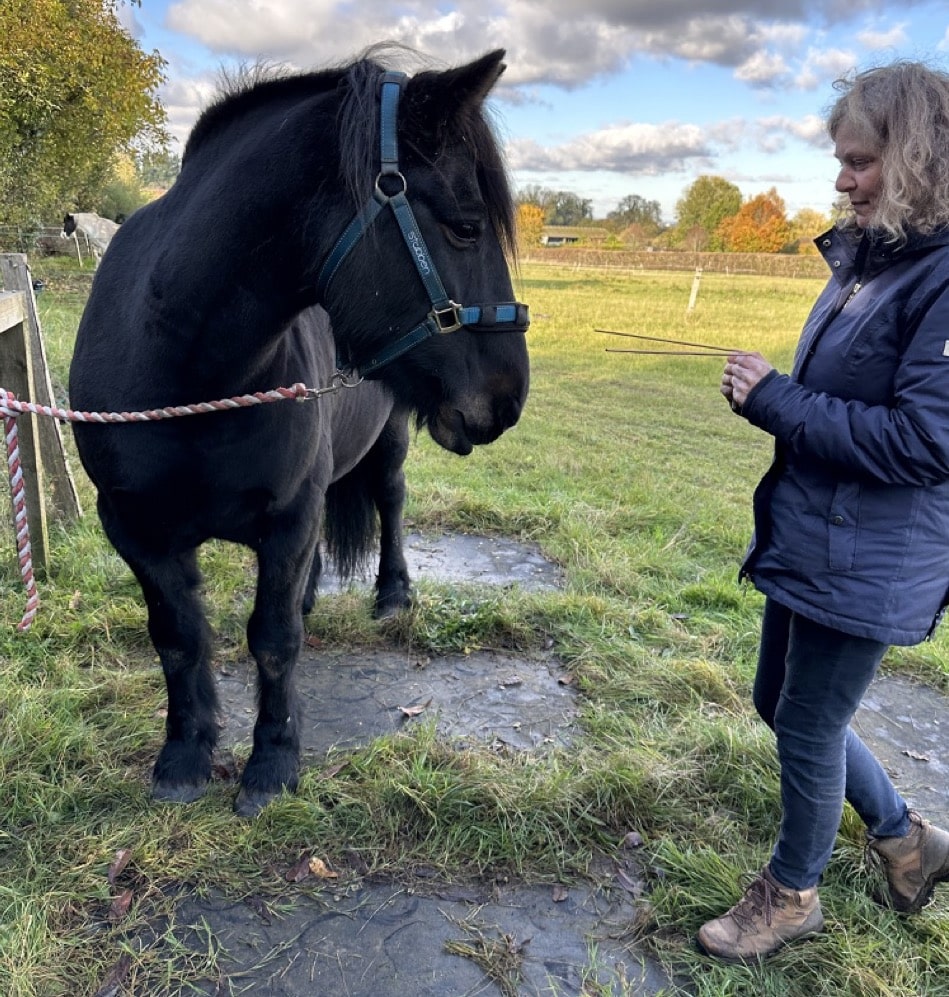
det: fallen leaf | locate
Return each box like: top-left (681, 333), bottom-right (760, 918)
top-left (69, 590), bottom-right (82, 610)
top-left (212, 759), bottom-right (239, 782)
top-left (107, 848), bottom-right (132, 885)
top-left (614, 868), bottom-right (642, 897)
top-left (622, 830), bottom-right (644, 849)
top-left (303, 633), bottom-right (322, 648)
top-left (285, 854), bottom-right (312, 883)
top-left (557, 673), bottom-right (574, 686)
top-left (551, 884), bottom-right (569, 902)
top-left (499, 676), bottom-right (523, 688)
top-left (109, 888), bottom-right (133, 922)
top-left (319, 759), bottom-right (350, 779)
top-left (902, 749), bottom-right (931, 762)
top-left (399, 698), bottom-right (432, 718)
top-left (308, 856), bottom-right (339, 879)
top-left (244, 895), bottom-right (273, 923)
top-left (92, 954), bottom-right (132, 997)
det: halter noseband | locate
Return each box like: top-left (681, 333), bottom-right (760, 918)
top-left (315, 71), bottom-right (530, 377)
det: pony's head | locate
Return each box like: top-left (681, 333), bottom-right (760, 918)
top-left (318, 50), bottom-right (529, 455)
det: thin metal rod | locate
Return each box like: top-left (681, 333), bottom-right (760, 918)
top-left (605, 348), bottom-right (747, 357)
top-left (596, 328), bottom-right (751, 354)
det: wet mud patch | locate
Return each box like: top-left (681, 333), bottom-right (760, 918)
top-left (172, 858), bottom-right (667, 997)
top-left (856, 672), bottom-right (949, 826)
top-left (217, 648), bottom-right (577, 757)
top-left (155, 532), bottom-right (949, 995)
top-left (321, 530), bottom-right (567, 594)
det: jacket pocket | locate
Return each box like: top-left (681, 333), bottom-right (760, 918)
top-left (827, 481), bottom-right (859, 570)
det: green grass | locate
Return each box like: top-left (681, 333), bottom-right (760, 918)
top-left (1, 258), bottom-right (947, 994)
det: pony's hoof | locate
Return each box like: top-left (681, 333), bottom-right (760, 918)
top-left (235, 753), bottom-right (299, 817)
top-left (373, 589), bottom-right (413, 619)
top-left (151, 778), bottom-right (209, 804)
top-left (234, 786), bottom-right (282, 818)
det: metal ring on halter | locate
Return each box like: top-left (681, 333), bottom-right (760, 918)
top-left (375, 171), bottom-right (407, 199)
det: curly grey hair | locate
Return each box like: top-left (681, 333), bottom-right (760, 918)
top-left (827, 61), bottom-right (949, 243)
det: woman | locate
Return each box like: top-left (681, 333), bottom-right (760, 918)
top-left (702, 61), bottom-right (949, 962)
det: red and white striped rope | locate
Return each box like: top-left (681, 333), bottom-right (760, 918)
top-left (0, 380), bottom-right (336, 632)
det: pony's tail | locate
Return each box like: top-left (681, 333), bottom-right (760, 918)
top-left (324, 466), bottom-right (378, 581)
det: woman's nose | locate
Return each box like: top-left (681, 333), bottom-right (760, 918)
top-left (836, 167), bottom-right (854, 193)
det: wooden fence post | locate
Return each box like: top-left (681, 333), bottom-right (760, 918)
top-left (687, 266), bottom-right (703, 314)
top-left (1, 254), bottom-right (82, 574)
top-left (0, 289), bottom-right (52, 573)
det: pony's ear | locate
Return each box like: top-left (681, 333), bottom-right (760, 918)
top-left (403, 50), bottom-right (506, 141)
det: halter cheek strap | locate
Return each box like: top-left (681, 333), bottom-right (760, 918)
top-left (315, 71), bottom-right (529, 377)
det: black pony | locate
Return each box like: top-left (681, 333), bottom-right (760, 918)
top-left (68, 50), bottom-right (530, 816)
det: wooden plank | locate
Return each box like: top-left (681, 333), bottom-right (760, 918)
top-left (0, 290), bottom-right (50, 572)
top-left (0, 254), bottom-right (81, 523)
top-left (0, 290), bottom-right (24, 332)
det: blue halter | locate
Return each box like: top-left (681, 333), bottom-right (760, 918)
top-left (315, 71), bottom-right (530, 377)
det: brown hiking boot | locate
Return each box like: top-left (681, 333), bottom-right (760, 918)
top-left (697, 865), bottom-right (824, 963)
top-left (867, 811), bottom-right (949, 914)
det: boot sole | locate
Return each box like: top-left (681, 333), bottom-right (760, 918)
top-left (695, 924), bottom-right (824, 964)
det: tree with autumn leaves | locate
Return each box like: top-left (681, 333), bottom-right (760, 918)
top-left (715, 187), bottom-right (791, 253)
top-left (0, 0), bottom-right (167, 230)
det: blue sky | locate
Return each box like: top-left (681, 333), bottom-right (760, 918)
top-left (123, 1), bottom-right (949, 225)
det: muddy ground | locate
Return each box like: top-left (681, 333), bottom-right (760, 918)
top-left (112, 532), bottom-right (948, 995)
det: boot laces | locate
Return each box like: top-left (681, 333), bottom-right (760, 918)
top-left (730, 874), bottom-right (777, 931)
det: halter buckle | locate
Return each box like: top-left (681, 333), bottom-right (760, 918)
top-left (431, 302), bottom-right (464, 334)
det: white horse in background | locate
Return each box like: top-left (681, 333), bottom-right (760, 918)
top-left (61, 212), bottom-right (120, 265)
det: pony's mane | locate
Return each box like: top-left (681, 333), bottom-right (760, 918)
top-left (182, 65), bottom-right (342, 163)
top-left (182, 50), bottom-right (517, 256)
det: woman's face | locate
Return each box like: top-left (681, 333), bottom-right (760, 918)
top-left (834, 122), bottom-right (884, 229)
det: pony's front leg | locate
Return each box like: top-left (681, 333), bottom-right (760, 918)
top-left (237, 527), bottom-right (314, 817)
top-left (130, 550), bottom-right (217, 803)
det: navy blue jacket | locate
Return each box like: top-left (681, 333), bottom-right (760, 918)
top-left (740, 225), bottom-right (949, 645)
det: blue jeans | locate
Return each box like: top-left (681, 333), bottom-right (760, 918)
top-left (753, 598), bottom-right (910, 890)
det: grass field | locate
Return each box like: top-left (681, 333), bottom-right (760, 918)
top-left (1, 259), bottom-right (948, 995)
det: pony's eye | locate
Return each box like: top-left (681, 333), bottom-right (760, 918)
top-left (444, 221), bottom-right (481, 247)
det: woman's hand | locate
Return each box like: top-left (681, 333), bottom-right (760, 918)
top-left (721, 352), bottom-right (774, 408)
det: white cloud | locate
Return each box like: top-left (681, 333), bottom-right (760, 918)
top-left (857, 23), bottom-right (909, 48)
top-left (756, 112), bottom-right (828, 152)
top-left (507, 121), bottom-right (715, 174)
top-left (159, 75), bottom-right (221, 149)
top-left (735, 49), bottom-right (791, 84)
top-left (794, 46), bottom-right (859, 89)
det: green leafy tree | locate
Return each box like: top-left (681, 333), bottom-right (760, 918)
top-left (517, 185), bottom-right (557, 211)
top-left (547, 190), bottom-right (593, 226)
top-left (673, 175), bottom-right (742, 251)
top-left (607, 194), bottom-right (662, 232)
top-left (136, 148), bottom-right (181, 191)
top-left (787, 207), bottom-right (832, 255)
top-left (516, 185), bottom-right (592, 226)
top-left (0, 0), bottom-right (167, 229)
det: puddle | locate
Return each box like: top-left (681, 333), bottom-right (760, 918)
top-left (321, 530), bottom-right (566, 594)
top-left (218, 648), bottom-right (577, 756)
